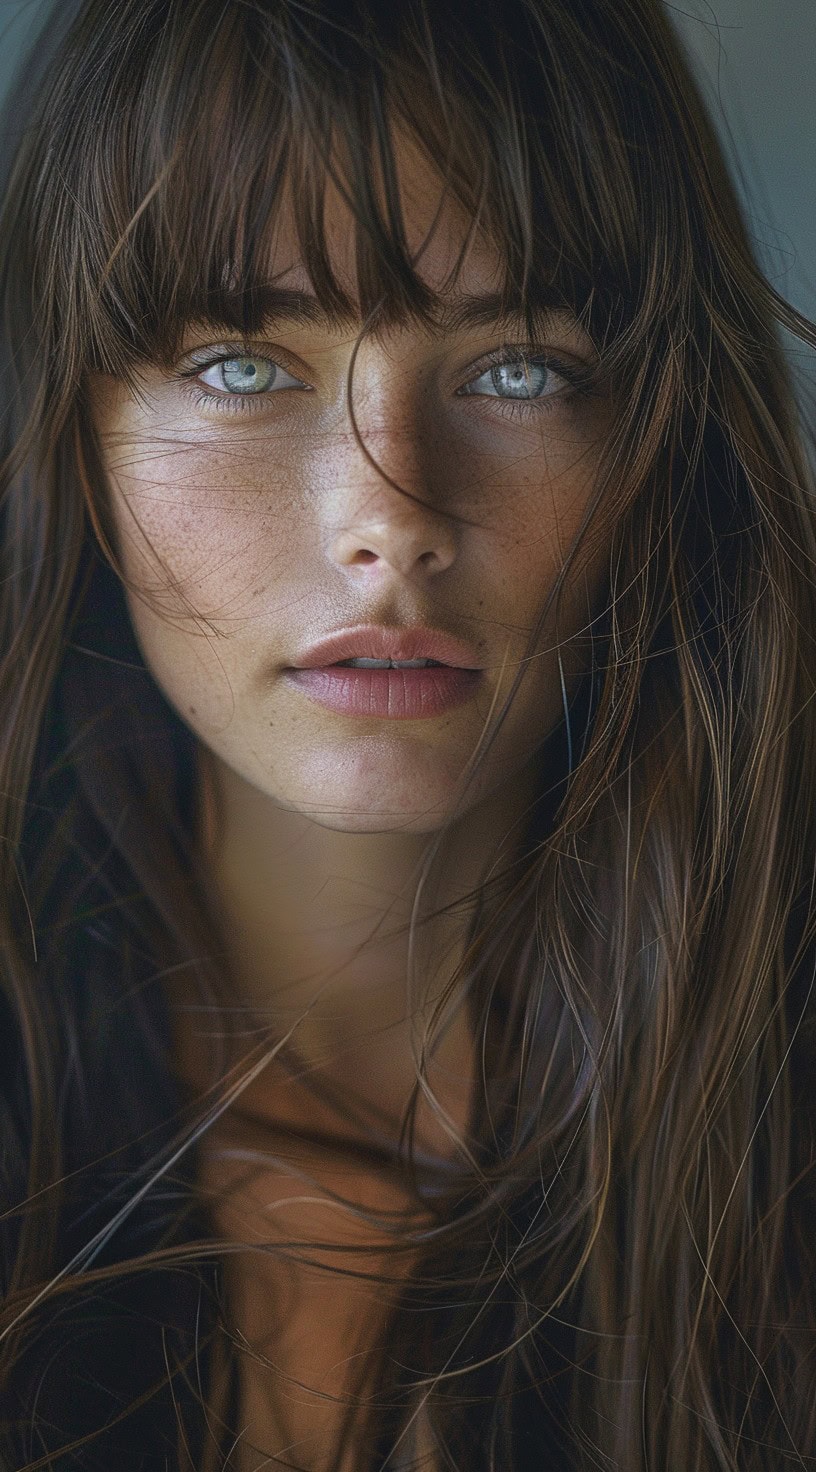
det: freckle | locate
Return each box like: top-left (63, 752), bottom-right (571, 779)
top-left (188, 706), bottom-right (197, 716)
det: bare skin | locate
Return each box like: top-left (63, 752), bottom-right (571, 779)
top-left (89, 142), bottom-right (610, 1469)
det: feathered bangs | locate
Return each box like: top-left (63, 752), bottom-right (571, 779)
top-left (14, 0), bottom-right (715, 407)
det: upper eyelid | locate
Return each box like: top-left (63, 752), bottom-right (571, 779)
top-left (176, 336), bottom-right (594, 365)
top-left (460, 347), bottom-right (599, 394)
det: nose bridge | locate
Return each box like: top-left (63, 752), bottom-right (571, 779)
top-left (325, 381), bottom-right (457, 579)
top-left (351, 422), bottom-right (430, 527)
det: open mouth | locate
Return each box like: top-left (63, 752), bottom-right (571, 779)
top-left (334, 657), bottom-right (447, 669)
top-left (285, 625), bottom-right (484, 718)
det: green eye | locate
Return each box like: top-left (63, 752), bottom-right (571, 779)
top-left (198, 356), bottom-right (305, 394)
top-left (221, 357), bottom-right (276, 393)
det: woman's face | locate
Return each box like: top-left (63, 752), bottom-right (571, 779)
top-left (90, 148), bottom-right (611, 833)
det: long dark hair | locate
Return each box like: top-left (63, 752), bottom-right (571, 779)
top-left (1, 0), bottom-right (816, 1467)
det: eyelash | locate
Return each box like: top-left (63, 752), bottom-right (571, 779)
top-left (176, 346), bottom-right (597, 417)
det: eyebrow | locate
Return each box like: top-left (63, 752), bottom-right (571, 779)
top-left (193, 286), bottom-right (576, 338)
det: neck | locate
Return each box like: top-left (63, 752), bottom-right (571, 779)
top-left (178, 749), bottom-right (541, 1157)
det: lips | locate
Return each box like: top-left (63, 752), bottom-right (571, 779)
top-left (290, 625), bottom-right (483, 672)
top-left (285, 624), bottom-right (484, 719)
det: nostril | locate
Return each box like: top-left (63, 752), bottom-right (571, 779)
top-left (352, 549), bottom-right (379, 565)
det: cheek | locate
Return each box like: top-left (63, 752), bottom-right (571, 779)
top-left (465, 445), bottom-right (609, 731)
top-left (106, 436), bottom-right (308, 617)
top-left (445, 393), bottom-right (605, 527)
top-left (98, 399), bottom-right (607, 743)
top-left (468, 443), bottom-right (604, 620)
top-left (102, 434), bottom-right (317, 733)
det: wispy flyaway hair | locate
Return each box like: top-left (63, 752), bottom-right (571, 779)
top-left (1, 0), bottom-right (816, 1468)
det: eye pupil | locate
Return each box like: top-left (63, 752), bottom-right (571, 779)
top-left (490, 359), bottom-right (549, 399)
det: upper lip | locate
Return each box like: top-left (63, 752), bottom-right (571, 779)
top-left (290, 625), bottom-right (483, 670)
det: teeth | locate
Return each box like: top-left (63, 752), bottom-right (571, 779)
top-left (337, 657), bottom-right (442, 669)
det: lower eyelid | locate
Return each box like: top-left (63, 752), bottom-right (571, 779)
top-left (182, 367), bottom-right (312, 412)
top-left (484, 391), bottom-right (575, 423)
top-left (185, 385), bottom-right (276, 415)
top-left (459, 375), bottom-right (576, 407)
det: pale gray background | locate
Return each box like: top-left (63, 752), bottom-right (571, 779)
top-left (672, 0), bottom-right (816, 374)
top-left (0, 0), bottom-right (813, 323)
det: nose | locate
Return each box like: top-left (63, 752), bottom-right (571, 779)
top-left (325, 426), bottom-right (458, 583)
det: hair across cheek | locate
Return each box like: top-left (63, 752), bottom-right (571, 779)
top-left (100, 425), bottom-right (294, 619)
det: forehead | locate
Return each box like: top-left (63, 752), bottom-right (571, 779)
top-left (251, 132), bottom-right (504, 316)
top-left (173, 134), bottom-right (589, 355)
top-left (80, 95), bottom-right (596, 381)
top-left (41, 0), bottom-right (669, 391)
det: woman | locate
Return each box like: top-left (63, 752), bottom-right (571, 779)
top-left (0, 0), bottom-right (814, 1467)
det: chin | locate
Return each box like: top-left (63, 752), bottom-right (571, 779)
top-left (270, 739), bottom-right (482, 834)
top-left (286, 800), bottom-right (454, 835)
top-left (281, 778), bottom-right (466, 835)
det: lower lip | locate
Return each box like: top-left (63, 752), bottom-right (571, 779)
top-left (285, 665), bottom-right (482, 719)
